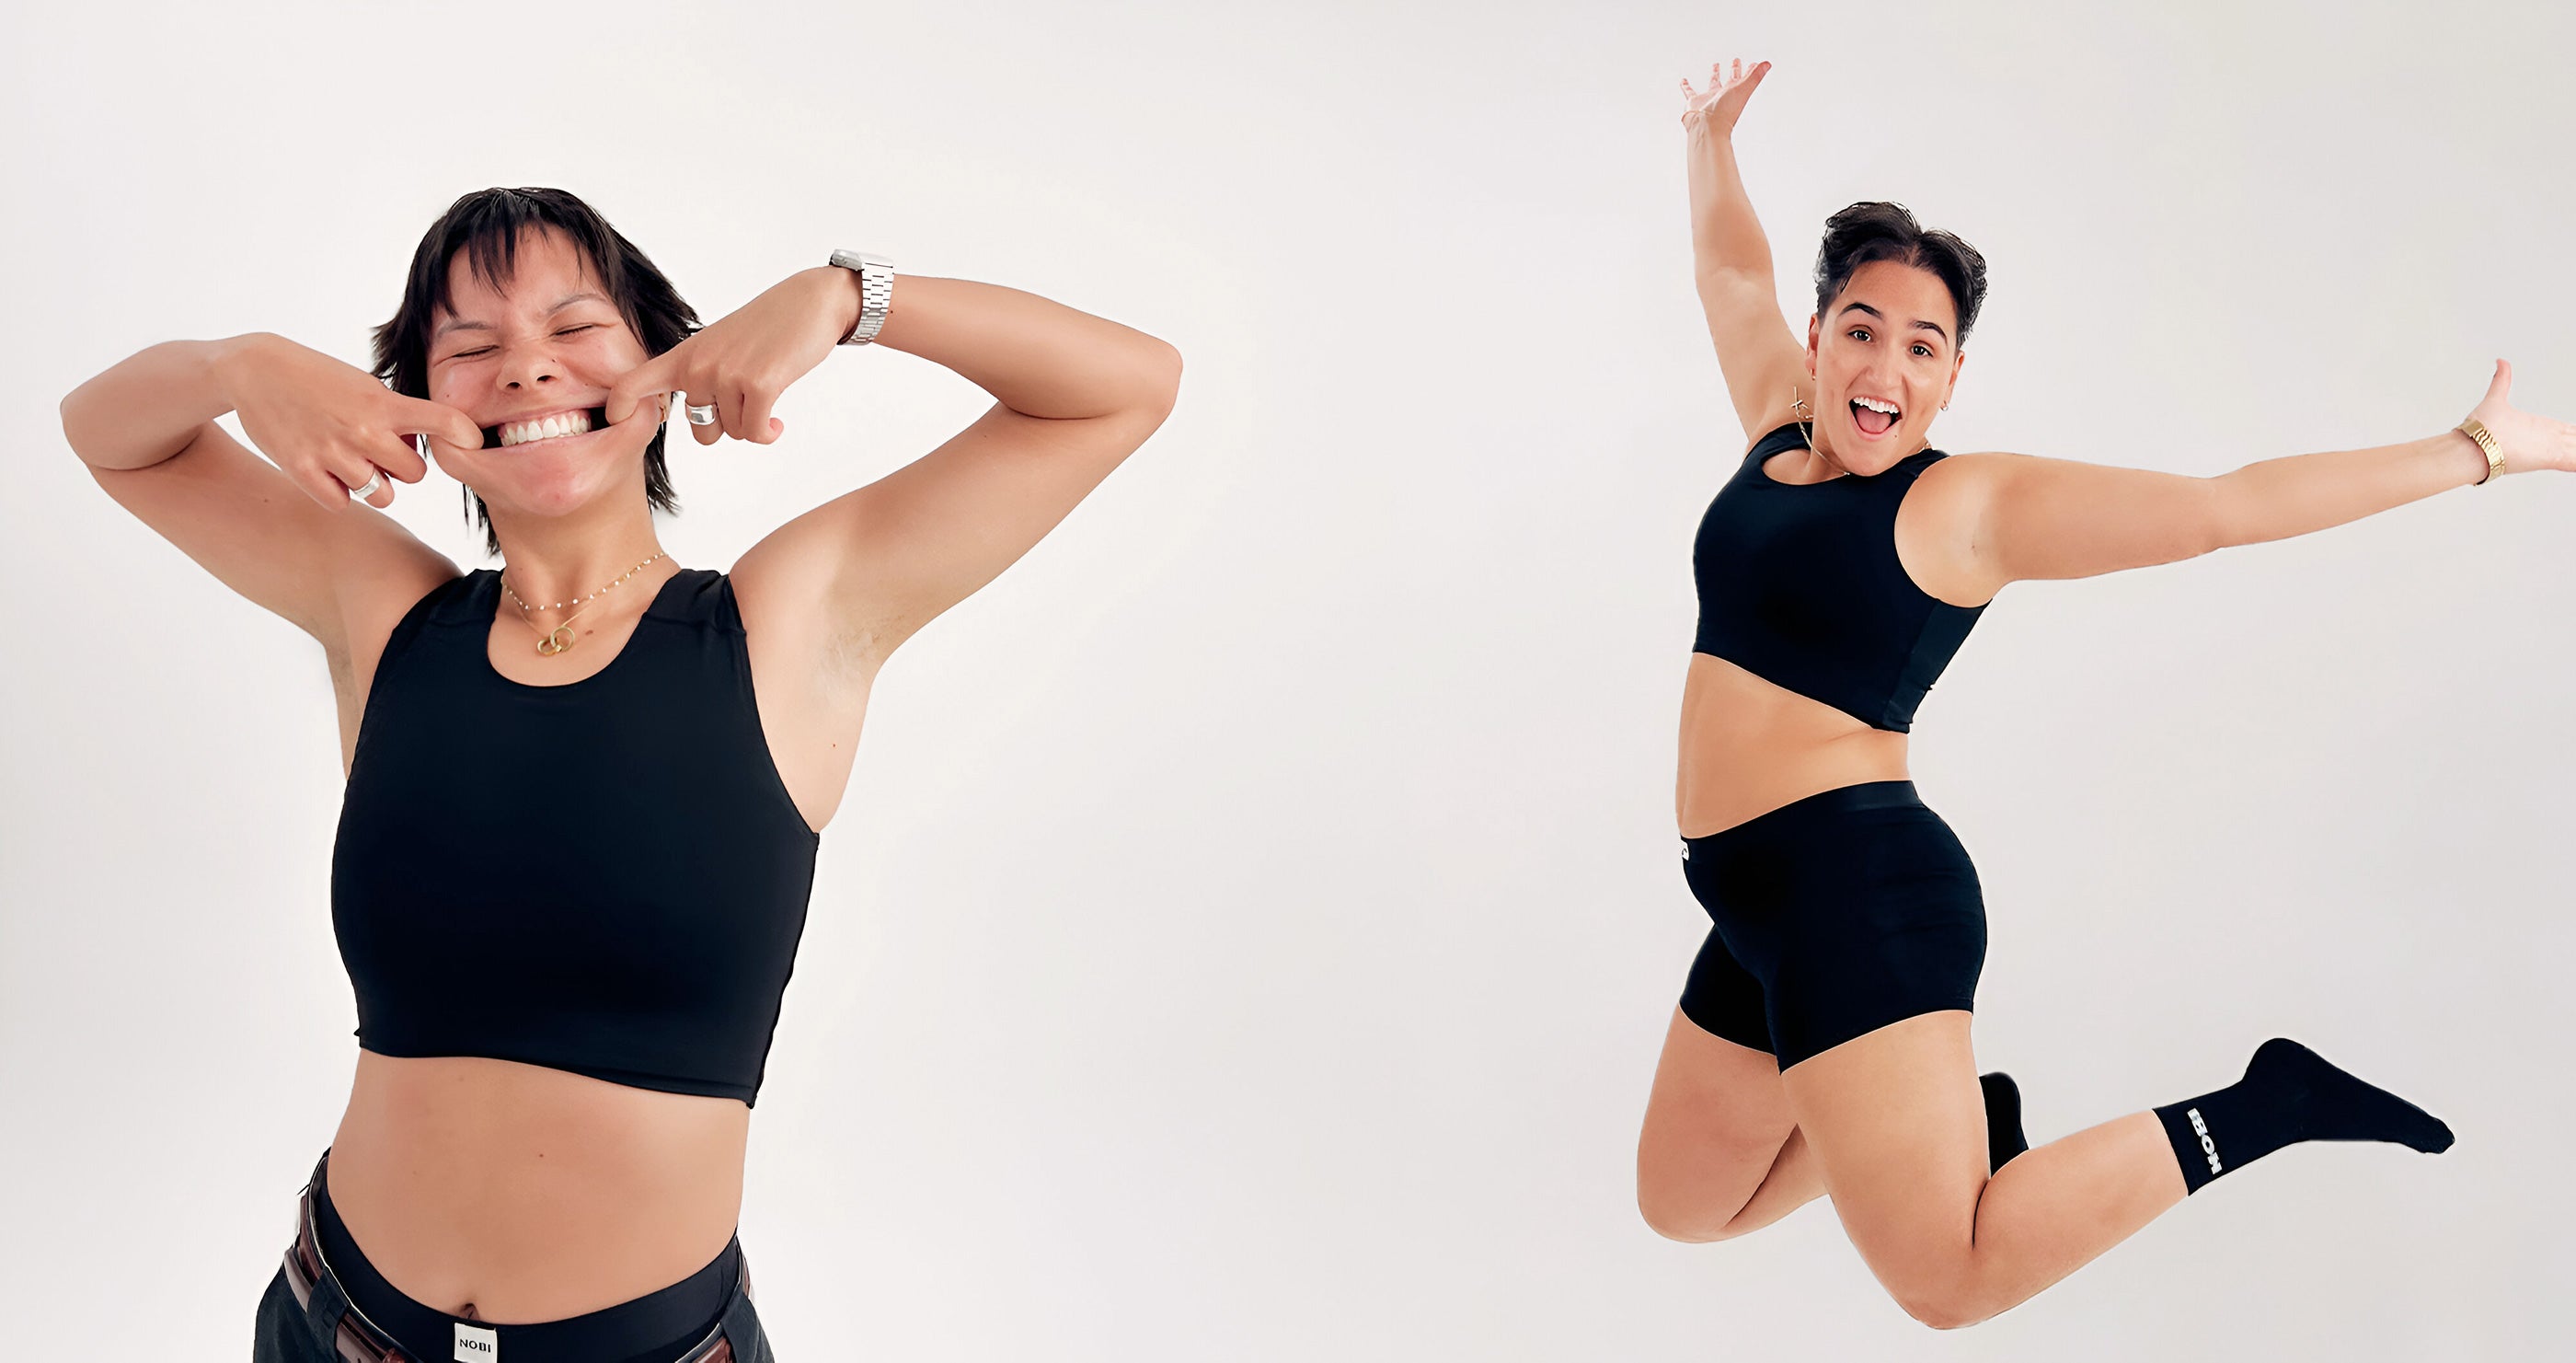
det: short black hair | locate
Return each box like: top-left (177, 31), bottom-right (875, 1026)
top-left (1812, 201), bottom-right (1988, 350)
top-left (372, 188), bottom-right (698, 557)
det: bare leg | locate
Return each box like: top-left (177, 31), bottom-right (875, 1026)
top-left (1637, 1008), bottom-right (1826, 1241)
top-left (1782, 1011), bottom-right (2185, 1329)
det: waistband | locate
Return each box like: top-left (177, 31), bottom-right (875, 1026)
top-left (1682, 780), bottom-right (1925, 851)
top-left (282, 1149), bottom-right (748, 1363)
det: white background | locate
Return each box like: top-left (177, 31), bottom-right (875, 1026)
top-left (5, 1), bottom-right (2571, 1357)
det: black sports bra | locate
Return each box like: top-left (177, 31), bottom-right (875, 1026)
top-left (330, 569), bottom-right (820, 1105)
top-left (1692, 422), bottom-right (1987, 733)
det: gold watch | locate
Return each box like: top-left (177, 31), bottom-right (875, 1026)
top-left (2455, 417), bottom-right (2503, 485)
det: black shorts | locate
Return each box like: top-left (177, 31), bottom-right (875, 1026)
top-left (1678, 780), bottom-right (1986, 1070)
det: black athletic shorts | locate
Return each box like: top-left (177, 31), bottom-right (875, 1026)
top-left (1678, 780), bottom-right (1986, 1070)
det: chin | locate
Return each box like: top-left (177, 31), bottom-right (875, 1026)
top-left (1834, 418), bottom-right (1914, 475)
top-left (454, 474), bottom-right (625, 535)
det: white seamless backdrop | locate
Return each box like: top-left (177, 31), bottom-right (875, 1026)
top-left (4, 1), bottom-right (2570, 1358)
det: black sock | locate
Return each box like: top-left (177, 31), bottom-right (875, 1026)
top-left (2153, 1038), bottom-right (2454, 1194)
top-left (1980, 1071), bottom-right (2029, 1173)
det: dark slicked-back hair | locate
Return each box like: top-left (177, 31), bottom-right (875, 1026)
top-left (372, 188), bottom-right (698, 557)
top-left (1812, 201), bottom-right (1989, 350)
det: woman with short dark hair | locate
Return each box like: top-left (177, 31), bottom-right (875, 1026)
top-left (63, 186), bottom-right (1180, 1362)
top-left (1635, 58), bottom-right (2570, 1328)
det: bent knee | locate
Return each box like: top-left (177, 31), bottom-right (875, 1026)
top-left (1636, 1187), bottom-right (1751, 1244)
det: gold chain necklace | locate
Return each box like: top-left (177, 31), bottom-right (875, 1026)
top-left (501, 550), bottom-right (667, 656)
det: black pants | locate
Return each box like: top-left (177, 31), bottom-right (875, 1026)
top-left (250, 1151), bottom-right (776, 1362)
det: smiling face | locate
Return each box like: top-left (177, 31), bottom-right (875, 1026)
top-left (424, 226), bottom-right (660, 533)
top-left (1802, 258), bottom-right (1968, 472)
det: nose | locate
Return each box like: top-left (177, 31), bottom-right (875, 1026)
top-left (496, 344), bottom-right (562, 393)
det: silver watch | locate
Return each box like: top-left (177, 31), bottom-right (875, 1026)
top-left (827, 249), bottom-right (894, 346)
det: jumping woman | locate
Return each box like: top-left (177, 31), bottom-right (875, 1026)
top-left (1636, 58), bottom-right (2570, 1328)
top-left (63, 188), bottom-right (1179, 1361)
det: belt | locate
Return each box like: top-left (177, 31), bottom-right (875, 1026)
top-left (281, 1175), bottom-right (746, 1363)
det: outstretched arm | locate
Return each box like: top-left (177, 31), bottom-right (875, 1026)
top-left (1682, 59), bottom-right (1811, 445)
top-left (1942, 360), bottom-right (2575, 594)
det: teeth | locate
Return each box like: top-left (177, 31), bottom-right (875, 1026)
top-left (1854, 396), bottom-right (1901, 414)
top-left (498, 410), bottom-right (593, 448)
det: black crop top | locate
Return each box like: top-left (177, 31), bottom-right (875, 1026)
top-left (331, 569), bottom-right (820, 1105)
top-left (1692, 422), bottom-right (1986, 733)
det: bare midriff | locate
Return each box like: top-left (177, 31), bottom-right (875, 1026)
top-left (324, 1051), bottom-right (750, 1323)
top-left (1676, 652), bottom-right (1912, 838)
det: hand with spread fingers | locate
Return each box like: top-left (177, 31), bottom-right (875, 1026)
top-left (604, 267), bottom-right (864, 446)
top-left (1680, 56), bottom-right (1769, 136)
top-left (219, 332), bottom-right (479, 508)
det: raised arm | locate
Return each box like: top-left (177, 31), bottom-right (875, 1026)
top-left (605, 265), bottom-right (1179, 668)
top-left (777, 274), bottom-right (1179, 657)
top-left (1682, 58), bottom-right (1811, 445)
top-left (61, 335), bottom-right (475, 645)
top-left (1929, 360), bottom-right (2575, 596)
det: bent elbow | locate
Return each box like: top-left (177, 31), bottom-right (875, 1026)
top-left (1639, 1206), bottom-right (1729, 1244)
top-left (60, 384), bottom-right (100, 462)
top-left (1144, 336), bottom-right (1182, 418)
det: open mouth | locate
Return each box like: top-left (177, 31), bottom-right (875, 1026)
top-left (1849, 396), bottom-right (1901, 438)
top-left (480, 406), bottom-right (611, 450)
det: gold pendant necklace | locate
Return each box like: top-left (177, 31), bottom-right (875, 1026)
top-left (503, 550), bottom-right (668, 656)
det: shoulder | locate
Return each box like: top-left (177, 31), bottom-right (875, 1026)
top-left (406, 567), bottom-right (491, 625)
top-left (327, 553), bottom-right (469, 725)
top-left (727, 551), bottom-right (882, 692)
top-left (649, 568), bottom-right (735, 625)
top-left (339, 550), bottom-right (470, 653)
top-left (1895, 448), bottom-right (2012, 535)
top-left (1892, 451), bottom-right (2015, 607)
top-left (1736, 420), bottom-right (1810, 464)
top-left (1905, 447), bottom-right (2020, 497)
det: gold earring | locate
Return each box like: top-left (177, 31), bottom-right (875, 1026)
top-left (1791, 386), bottom-right (1823, 456)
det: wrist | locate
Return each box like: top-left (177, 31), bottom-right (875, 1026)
top-left (206, 332), bottom-right (276, 408)
top-left (2453, 417), bottom-right (2505, 485)
top-left (825, 249), bottom-right (894, 345)
top-left (805, 265), bottom-right (863, 340)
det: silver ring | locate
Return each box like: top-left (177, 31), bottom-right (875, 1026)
top-left (684, 401), bottom-right (719, 427)
top-left (350, 468), bottom-right (385, 500)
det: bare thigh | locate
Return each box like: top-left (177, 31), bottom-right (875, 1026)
top-left (1781, 1009), bottom-right (2180, 1328)
top-left (1637, 1008), bottom-right (1818, 1241)
top-left (1779, 1010), bottom-right (1988, 1272)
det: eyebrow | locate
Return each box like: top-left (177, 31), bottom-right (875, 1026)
top-left (432, 291), bottom-right (613, 341)
top-left (1836, 300), bottom-right (1949, 344)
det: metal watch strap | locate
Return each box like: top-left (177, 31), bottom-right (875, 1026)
top-left (2455, 416), bottom-right (2503, 485)
top-left (827, 249), bottom-right (893, 346)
